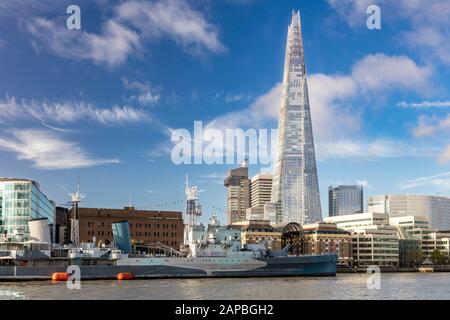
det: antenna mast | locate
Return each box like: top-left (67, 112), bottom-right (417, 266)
top-left (66, 178), bottom-right (85, 247)
top-left (184, 175), bottom-right (202, 244)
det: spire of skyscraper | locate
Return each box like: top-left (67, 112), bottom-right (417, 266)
top-left (265, 10), bottom-right (322, 225)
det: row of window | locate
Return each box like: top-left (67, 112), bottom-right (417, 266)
top-left (130, 223), bottom-right (178, 230)
top-left (131, 231), bottom-right (177, 238)
top-left (86, 230), bottom-right (178, 238)
top-left (86, 221), bottom-right (179, 230)
top-left (84, 239), bottom-right (179, 246)
top-left (87, 230), bottom-right (111, 236)
top-left (247, 236), bottom-right (279, 241)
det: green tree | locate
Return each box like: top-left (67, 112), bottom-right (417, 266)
top-left (431, 250), bottom-right (446, 265)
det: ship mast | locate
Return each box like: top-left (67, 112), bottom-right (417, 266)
top-left (184, 175), bottom-right (202, 245)
top-left (63, 178), bottom-right (85, 247)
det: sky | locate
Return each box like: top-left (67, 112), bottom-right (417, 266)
top-left (0, 0), bottom-right (449, 224)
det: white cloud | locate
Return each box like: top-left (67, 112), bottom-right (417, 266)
top-left (356, 180), bottom-right (373, 190)
top-left (399, 0), bottom-right (450, 66)
top-left (116, 0), bottom-right (227, 55)
top-left (438, 145), bottom-right (450, 164)
top-left (26, 18), bottom-right (141, 67)
top-left (328, 0), bottom-right (450, 65)
top-left (123, 78), bottom-right (161, 105)
top-left (404, 106), bottom-right (450, 142)
top-left (315, 139), bottom-right (439, 161)
top-left (307, 52), bottom-right (434, 140)
top-left (224, 93), bottom-right (249, 103)
top-left (327, 0), bottom-right (376, 28)
top-left (0, 96), bottom-right (152, 125)
top-left (147, 50), bottom-right (432, 163)
top-left (201, 172), bottom-right (226, 179)
top-left (206, 83), bottom-right (282, 131)
top-left (351, 54), bottom-right (433, 93)
top-left (0, 130), bottom-right (120, 170)
top-left (399, 101), bottom-right (450, 109)
top-left (25, 0), bottom-right (226, 66)
top-left (0, 0), bottom-right (69, 18)
top-left (205, 53), bottom-right (432, 154)
top-left (397, 171), bottom-right (450, 190)
top-left (412, 114), bottom-right (450, 138)
top-left (308, 74), bottom-right (359, 139)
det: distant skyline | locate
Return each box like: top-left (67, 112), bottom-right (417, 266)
top-left (0, 0), bottom-right (449, 224)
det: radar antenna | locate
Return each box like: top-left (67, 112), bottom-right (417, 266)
top-left (184, 174), bottom-right (202, 244)
top-left (62, 177), bottom-right (85, 247)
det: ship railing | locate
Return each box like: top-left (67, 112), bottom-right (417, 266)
top-left (134, 242), bottom-right (184, 257)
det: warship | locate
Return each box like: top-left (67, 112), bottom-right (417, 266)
top-left (0, 180), bottom-right (336, 280)
top-left (0, 217), bottom-right (336, 280)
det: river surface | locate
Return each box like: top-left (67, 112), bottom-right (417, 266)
top-left (1, 273), bottom-right (450, 300)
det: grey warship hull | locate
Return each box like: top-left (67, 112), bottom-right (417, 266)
top-left (0, 254), bottom-right (337, 280)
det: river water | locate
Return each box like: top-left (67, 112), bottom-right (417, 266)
top-left (1, 273), bottom-right (449, 300)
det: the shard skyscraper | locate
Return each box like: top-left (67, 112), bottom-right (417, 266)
top-left (266, 10), bottom-right (322, 225)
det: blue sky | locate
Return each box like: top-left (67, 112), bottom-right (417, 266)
top-left (0, 0), bottom-right (449, 224)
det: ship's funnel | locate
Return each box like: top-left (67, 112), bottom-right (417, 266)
top-left (28, 218), bottom-right (51, 243)
top-left (112, 220), bottom-right (132, 254)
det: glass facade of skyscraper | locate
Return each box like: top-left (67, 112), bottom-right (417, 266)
top-left (368, 195), bottom-right (450, 231)
top-left (269, 11), bottom-right (322, 225)
top-left (0, 179), bottom-right (55, 241)
top-left (329, 185), bottom-right (364, 217)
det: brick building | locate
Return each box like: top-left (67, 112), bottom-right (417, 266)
top-left (69, 207), bottom-right (184, 249)
top-left (302, 222), bottom-right (353, 266)
top-left (232, 219), bottom-right (282, 251)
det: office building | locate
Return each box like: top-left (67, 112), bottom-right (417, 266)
top-left (368, 194), bottom-right (450, 230)
top-left (246, 174), bottom-right (272, 221)
top-left (224, 162), bottom-right (251, 225)
top-left (329, 185), bottom-right (364, 217)
top-left (267, 10), bottom-right (322, 226)
top-left (55, 206), bottom-right (70, 244)
top-left (398, 239), bottom-right (421, 267)
top-left (71, 207), bottom-right (184, 249)
top-left (0, 178), bottom-right (55, 242)
top-left (325, 212), bottom-right (399, 267)
top-left (250, 174), bottom-right (273, 208)
top-left (302, 222), bottom-right (352, 266)
top-left (390, 215), bottom-right (450, 259)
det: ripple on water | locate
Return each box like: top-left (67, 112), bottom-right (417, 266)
top-left (1, 273), bottom-right (450, 300)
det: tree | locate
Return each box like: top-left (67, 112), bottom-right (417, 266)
top-left (431, 250), bottom-right (446, 265)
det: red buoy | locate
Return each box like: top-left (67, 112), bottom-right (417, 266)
top-left (117, 272), bottom-right (134, 280)
top-left (51, 272), bottom-right (69, 281)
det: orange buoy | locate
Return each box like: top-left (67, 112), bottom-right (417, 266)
top-left (51, 272), bottom-right (69, 281)
top-left (117, 272), bottom-right (134, 280)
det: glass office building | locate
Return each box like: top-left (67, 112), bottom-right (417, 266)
top-left (269, 11), bottom-right (322, 225)
top-left (369, 195), bottom-right (450, 231)
top-left (0, 178), bottom-right (55, 241)
top-left (329, 185), bottom-right (364, 217)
